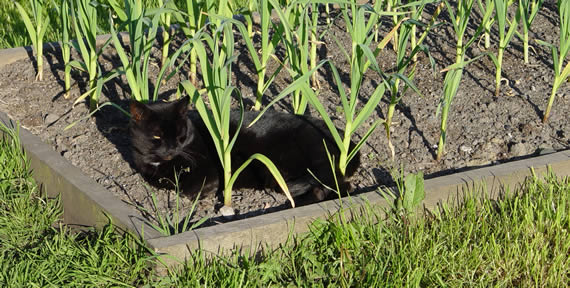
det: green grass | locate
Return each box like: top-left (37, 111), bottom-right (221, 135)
top-left (167, 171), bottom-right (570, 287)
top-left (0, 123), bottom-right (156, 286)
top-left (3, 121), bottom-right (569, 286)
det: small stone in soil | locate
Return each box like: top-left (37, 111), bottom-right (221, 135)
top-left (509, 142), bottom-right (528, 157)
top-left (219, 206), bottom-right (235, 218)
top-left (519, 123), bottom-right (534, 136)
top-left (44, 114), bottom-right (60, 126)
top-left (72, 135), bottom-right (88, 144)
top-left (537, 143), bottom-right (555, 155)
top-left (538, 147), bottom-right (556, 155)
top-left (459, 145), bottom-right (473, 153)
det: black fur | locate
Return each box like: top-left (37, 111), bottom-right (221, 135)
top-left (129, 96), bottom-right (360, 202)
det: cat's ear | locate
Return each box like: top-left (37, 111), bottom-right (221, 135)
top-left (175, 96), bottom-right (190, 116)
top-left (130, 100), bottom-right (149, 123)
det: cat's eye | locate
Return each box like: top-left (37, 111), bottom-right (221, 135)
top-left (177, 135), bottom-right (186, 143)
top-left (151, 135), bottom-right (161, 145)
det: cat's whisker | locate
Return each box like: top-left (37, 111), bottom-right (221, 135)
top-left (179, 151), bottom-right (200, 167)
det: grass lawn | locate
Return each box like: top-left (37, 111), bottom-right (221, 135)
top-left (1, 122), bottom-right (569, 286)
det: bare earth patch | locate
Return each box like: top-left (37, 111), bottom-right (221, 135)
top-left (0, 3), bottom-right (568, 228)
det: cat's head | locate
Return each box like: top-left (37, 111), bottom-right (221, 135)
top-left (129, 96), bottom-right (195, 171)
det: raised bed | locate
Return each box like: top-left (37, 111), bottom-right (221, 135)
top-left (1, 2), bottom-right (569, 267)
top-left (2, 106), bottom-right (569, 266)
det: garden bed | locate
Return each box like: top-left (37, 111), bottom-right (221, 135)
top-left (0, 2), bottom-right (568, 232)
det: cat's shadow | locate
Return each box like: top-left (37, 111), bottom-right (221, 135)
top-left (83, 38), bottom-right (396, 223)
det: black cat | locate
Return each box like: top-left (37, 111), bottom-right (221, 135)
top-left (129, 96), bottom-right (360, 203)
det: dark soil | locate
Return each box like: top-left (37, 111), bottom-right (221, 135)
top-left (0, 2), bottom-right (568, 230)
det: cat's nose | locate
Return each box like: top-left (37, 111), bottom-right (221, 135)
top-left (164, 155), bottom-right (173, 161)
